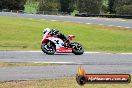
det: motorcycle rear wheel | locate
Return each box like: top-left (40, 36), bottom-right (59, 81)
top-left (41, 41), bottom-right (55, 55)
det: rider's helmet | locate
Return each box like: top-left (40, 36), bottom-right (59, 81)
top-left (43, 28), bottom-right (50, 34)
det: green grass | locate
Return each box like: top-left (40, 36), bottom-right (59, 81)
top-left (0, 16), bottom-right (132, 52)
top-left (0, 77), bottom-right (132, 88)
top-left (0, 62), bottom-right (55, 67)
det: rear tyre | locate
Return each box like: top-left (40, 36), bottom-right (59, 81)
top-left (72, 42), bottom-right (84, 55)
top-left (41, 41), bottom-right (55, 55)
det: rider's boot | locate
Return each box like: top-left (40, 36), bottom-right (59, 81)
top-left (63, 40), bottom-right (70, 48)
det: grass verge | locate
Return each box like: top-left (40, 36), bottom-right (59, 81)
top-left (0, 77), bottom-right (131, 88)
top-left (0, 62), bottom-right (55, 67)
top-left (0, 16), bottom-right (132, 52)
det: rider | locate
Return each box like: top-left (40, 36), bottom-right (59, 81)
top-left (43, 28), bottom-right (69, 46)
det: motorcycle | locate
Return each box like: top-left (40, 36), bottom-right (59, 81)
top-left (41, 29), bottom-right (84, 55)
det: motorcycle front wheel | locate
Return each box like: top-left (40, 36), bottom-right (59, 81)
top-left (41, 41), bottom-right (55, 55)
top-left (72, 42), bottom-right (84, 55)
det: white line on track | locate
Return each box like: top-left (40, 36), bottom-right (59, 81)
top-left (76, 22), bottom-right (82, 24)
top-left (34, 61), bottom-right (83, 65)
top-left (108, 25), bottom-right (114, 27)
top-left (125, 27), bottom-right (131, 29)
top-left (35, 62), bottom-right (73, 64)
top-left (28, 14), bottom-right (34, 15)
top-left (84, 52), bottom-right (132, 55)
top-left (86, 23), bottom-right (91, 24)
top-left (120, 20), bottom-right (126, 21)
top-left (38, 18), bottom-right (131, 29)
top-left (91, 18), bottom-right (97, 19)
top-left (9, 51), bottom-right (42, 52)
top-left (5, 51), bottom-right (132, 54)
top-left (90, 18), bottom-right (127, 22)
top-left (117, 26), bottom-right (122, 28)
top-left (50, 20), bottom-right (57, 21)
top-left (99, 24), bottom-right (104, 26)
top-left (41, 19), bottom-right (46, 20)
top-left (107, 25), bottom-right (131, 29)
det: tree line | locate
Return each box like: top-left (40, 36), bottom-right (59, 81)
top-left (0, 0), bottom-right (132, 15)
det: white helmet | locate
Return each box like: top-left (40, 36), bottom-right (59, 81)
top-left (43, 28), bottom-right (50, 34)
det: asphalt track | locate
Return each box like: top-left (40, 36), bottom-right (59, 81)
top-left (0, 51), bottom-right (132, 81)
top-left (0, 12), bottom-right (132, 81)
top-left (0, 12), bottom-right (132, 28)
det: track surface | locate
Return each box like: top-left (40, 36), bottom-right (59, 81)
top-left (0, 51), bottom-right (132, 81)
top-left (0, 13), bottom-right (132, 81)
top-left (0, 12), bottom-right (132, 28)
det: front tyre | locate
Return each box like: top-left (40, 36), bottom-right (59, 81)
top-left (41, 41), bottom-right (55, 55)
top-left (72, 42), bottom-right (84, 55)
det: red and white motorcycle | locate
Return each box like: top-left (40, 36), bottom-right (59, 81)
top-left (41, 28), bottom-right (84, 55)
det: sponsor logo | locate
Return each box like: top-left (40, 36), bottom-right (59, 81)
top-left (76, 66), bottom-right (131, 85)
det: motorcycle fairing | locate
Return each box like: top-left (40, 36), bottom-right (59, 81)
top-left (47, 37), bottom-right (64, 48)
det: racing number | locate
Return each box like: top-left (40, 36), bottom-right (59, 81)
top-left (55, 40), bottom-right (59, 44)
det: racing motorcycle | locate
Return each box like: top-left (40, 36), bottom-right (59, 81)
top-left (41, 28), bottom-right (84, 55)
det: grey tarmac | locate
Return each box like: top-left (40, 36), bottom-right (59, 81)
top-left (0, 51), bottom-right (132, 81)
top-left (0, 12), bottom-right (132, 81)
top-left (0, 12), bottom-right (132, 28)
